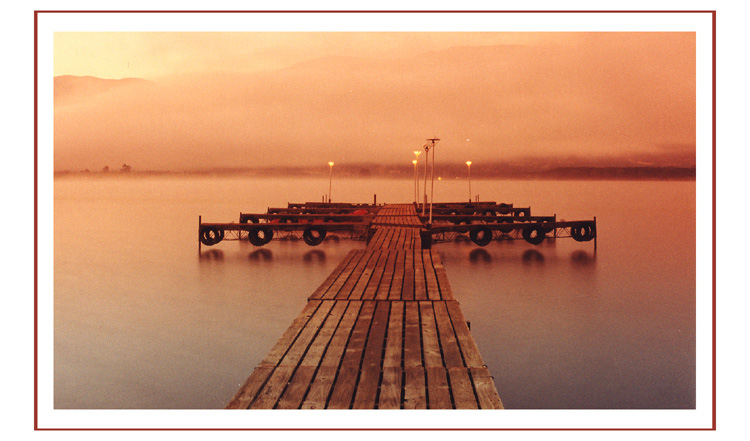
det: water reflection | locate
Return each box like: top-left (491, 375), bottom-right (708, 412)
top-left (303, 250), bottom-right (327, 264)
top-left (521, 249), bottom-right (545, 264)
top-left (199, 249), bottom-right (224, 261)
top-left (571, 250), bottom-right (596, 266)
top-left (248, 249), bottom-right (273, 262)
top-left (469, 248), bottom-right (491, 263)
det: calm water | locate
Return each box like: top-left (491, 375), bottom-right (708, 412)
top-left (53, 176), bottom-right (695, 409)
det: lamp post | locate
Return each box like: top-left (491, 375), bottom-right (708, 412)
top-left (328, 161), bottom-right (334, 203)
top-left (466, 161), bottom-right (472, 202)
top-left (426, 138), bottom-right (440, 226)
top-left (413, 150), bottom-right (421, 205)
top-left (412, 159), bottom-right (418, 203)
top-left (422, 144), bottom-right (430, 215)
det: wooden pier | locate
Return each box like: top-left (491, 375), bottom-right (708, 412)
top-left (226, 204), bottom-right (504, 409)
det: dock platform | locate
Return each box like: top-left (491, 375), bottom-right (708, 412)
top-left (226, 204), bottom-right (504, 409)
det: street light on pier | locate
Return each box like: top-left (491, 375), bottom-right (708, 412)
top-left (412, 160), bottom-right (418, 203)
top-left (328, 161), bottom-right (334, 203)
top-left (413, 150), bottom-right (421, 204)
top-left (426, 138), bottom-right (440, 226)
top-left (466, 161), bottom-right (472, 202)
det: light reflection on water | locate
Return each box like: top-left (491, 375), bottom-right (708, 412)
top-left (53, 176), bottom-right (695, 409)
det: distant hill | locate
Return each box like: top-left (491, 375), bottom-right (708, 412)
top-left (54, 75), bottom-right (153, 102)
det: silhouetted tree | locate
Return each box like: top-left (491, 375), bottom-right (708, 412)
top-left (120, 164), bottom-right (132, 173)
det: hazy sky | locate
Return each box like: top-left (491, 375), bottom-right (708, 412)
top-left (54, 32), bottom-right (696, 171)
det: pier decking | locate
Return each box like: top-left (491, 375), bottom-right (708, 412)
top-left (226, 204), bottom-right (503, 409)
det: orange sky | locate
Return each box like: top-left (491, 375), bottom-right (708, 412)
top-left (54, 32), bottom-right (695, 171)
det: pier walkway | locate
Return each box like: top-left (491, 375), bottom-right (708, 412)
top-left (226, 204), bottom-right (503, 409)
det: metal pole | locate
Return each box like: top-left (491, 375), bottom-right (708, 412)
top-left (328, 162), bottom-right (334, 203)
top-left (413, 160), bottom-right (418, 203)
top-left (422, 146), bottom-right (429, 216)
top-left (432, 147), bottom-right (436, 223)
top-left (198, 215), bottom-right (202, 254)
top-left (466, 161), bottom-right (472, 202)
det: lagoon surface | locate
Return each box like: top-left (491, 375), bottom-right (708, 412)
top-left (53, 176), bottom-right (696, 409)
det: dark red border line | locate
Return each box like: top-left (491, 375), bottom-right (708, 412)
top-left (34, 9), bottom-right (717, 431)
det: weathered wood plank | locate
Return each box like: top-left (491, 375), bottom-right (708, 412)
top-left (378, 367), bottom-right (403, 409)
top-left (301, 301), bottom-right (363, 409)
top-left (361, 250), bottom-right (388, 300)
top-left (470, 367), bottom-right (504, 409)
top-left (226, 366), bottom-right (274, 409)
top-left (348, 249), bottom-right (382, 300)
top-left (424, 251), bottom-right (441, 301)
top-left (446, 301), bottom-right (486, 368)
top-left (258, 300), bottom-right (322, 367)
top-left (402, 250), bottom-right (415, 300)
top-left (275, 365), bottom-right (317, 409)
top-left (335, 249), bottom-right (376, 300)
top-left (389, 250), bottom-right (405, 300)
top-left (352, 301), bottom-right (390, 408)
top-left (432, 252), bottom-right (455, 301)
top-left (403, 367), bottom-right (427, 409)
top-left (375, 251), bottom-right (398, 300)
top-left (309, 250), bottom-right (358, 300)
top-left (426, 367), bottom-right (452, 409)
top-left (383, 301), bottom-right (403, 369)
top-left (433, 301), bottom-right (464, 369)
top-left (327, 301), bottom-right (376, 409)
top-left (403, 302), bottom-right (422, 370)
top-left (419, 301), bottom-right (443, 368)
top-left (448, 368), bottom-right (478, 409)
top-left (320, 250), bottom-right (367, 300)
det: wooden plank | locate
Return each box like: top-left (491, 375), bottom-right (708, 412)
top-left (423, 251), bottom-right (441, 301)
top-left (426, 367), bottom-right (452, 409)
top-left (299, 300), bottom-right (349, 367)
top-left (352, 301), bottom-right (390, 409)
top-left (446, 301), bottom-right (486, 368)
top-left (258, 300), bottom-right (322, 367)
top-left (348, 249), bottom-right (382, 300)
top-left (433, 301), bottom-right (464, 369)
top-left (301, 301), bottom-right (363, 409)
top-left (361, 250), bottom-right (388, 300)
top-left (250, 365), bottom-right (296, 408)
top-left (448, 368), bottom-right (479, 409)
top-left (276, 300), bottom-right (336, 367)
top-left (309, 250), bottom-right (358, 300)
top-left (431, 252), bottom-right (455, 301)
top-left (403, 367), bottom-right (427, 409)
top-left (389, 250), bottom-right (405, 300)
top-left (335, 249), bottom-right (375, 300)
top-left (402, 249), bottom-right (415, 300)
top-left (419, 301), bottom-right (443, 368)
top-left (275, 300), bottom-right (349, 409)
top-left (382, 301), bottom-right (403, 369)
top-left (414, 250), bottom-right (427, 300)
top-left (374, 251), bottom-right (398, 300)
top-left (275, 365), bottom-right (317, 409)
top-left (226, 366), bottom-right (274, 409)
top-left (319, 250), bottom-right (367, 300)
top-left (378, 367), bottom-right (402, 409)
top-left (403, 302), bottom-right (422, 369)
top-left (327, 301), bottom-right (377, 409)
top-left (470, 367), bottom-right (504, 409)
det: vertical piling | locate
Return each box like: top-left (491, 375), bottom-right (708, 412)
top-left (198, 215), bottom-right (202, 254)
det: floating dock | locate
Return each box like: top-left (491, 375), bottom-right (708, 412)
top-left (226, 204), bottom-right (503, 409)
